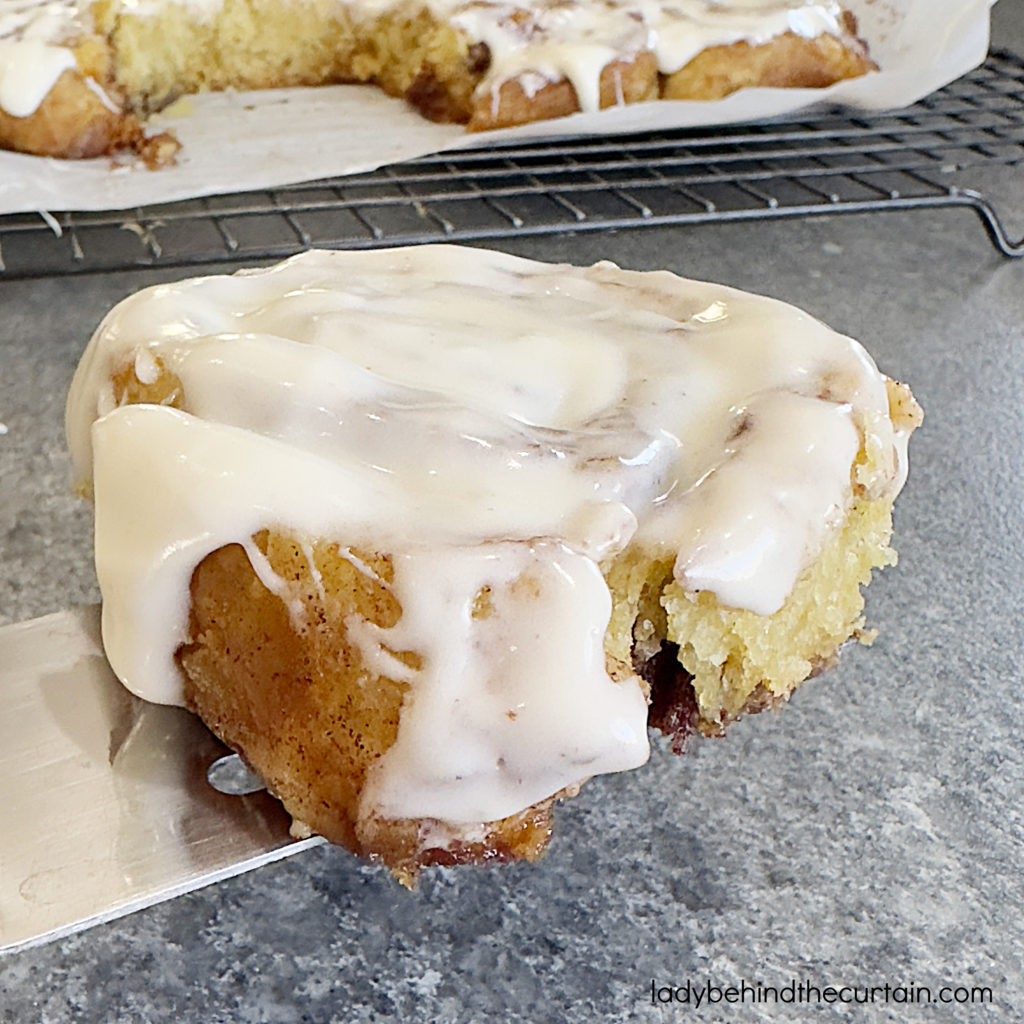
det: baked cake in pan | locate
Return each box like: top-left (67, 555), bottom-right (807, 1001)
top-left (1, 0), bottom-right (875, 159)
top-left (66, 244), bottom-right (919, 882)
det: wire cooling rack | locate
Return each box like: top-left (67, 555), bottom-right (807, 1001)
top-left (1, 49), bottom-right (1022, 278)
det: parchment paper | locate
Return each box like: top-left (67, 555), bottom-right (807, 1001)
top-left (0, 0), bottom-right (996, 214)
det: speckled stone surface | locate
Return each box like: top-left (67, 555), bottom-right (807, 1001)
top-left (3, 8), bottom-right (1024, 1021)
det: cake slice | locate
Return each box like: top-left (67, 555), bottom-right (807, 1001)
top-left (2, 0), bottom-right (874, 159)
top-left (66, 245), bottom-right (919, 882)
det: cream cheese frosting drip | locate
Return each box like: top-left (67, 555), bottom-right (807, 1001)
top-left (0, 0), bottom-right (851, 119)
top-left (67, 244), bottom-right (904, 825)
top-left (449, 0), bottom-right (847, 111)
top-left (0, 0), bottom-right (79, 117)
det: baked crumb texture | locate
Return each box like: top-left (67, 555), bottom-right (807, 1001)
top-left (108, 360), bottom-right (917, 883)
top-left (3, 3), bottom-right (874, 159)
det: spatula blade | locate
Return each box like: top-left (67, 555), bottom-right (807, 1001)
top-left (0, 606), bottom-right (321, 955)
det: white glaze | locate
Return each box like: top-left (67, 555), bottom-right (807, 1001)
top-left (67, 244), bottom-right (904, 825)
top-left (0, 0), bottom-right (853, 121)
top-left (359, 541), bottom-right (650, 823)
top-left (0, 0), bottom-right (77, 118)
top-left (453, 0), bottom-right (847, 113)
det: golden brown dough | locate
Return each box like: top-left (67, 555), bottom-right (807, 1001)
top-left (178, 534), bottom-right (556, 885)
top-left (1, 3), bottom-right (875, 160)
top-left (662, 29), bottom-right (875, 101)
top-left (0, 42), bottom-right (138, 159)
top-left (73, 253), bottom-right (920, 885)
top-left (93, 350), bottom-right (920, 883)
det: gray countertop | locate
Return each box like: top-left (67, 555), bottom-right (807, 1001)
top-left (3, 5), bottom-right (1024, 1021)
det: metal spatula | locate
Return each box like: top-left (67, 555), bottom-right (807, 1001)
top-left (0, 605), bottom-right (322, 955)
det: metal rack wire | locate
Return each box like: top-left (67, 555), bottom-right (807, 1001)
top-left (1, 49), bottom-right (1022, 278)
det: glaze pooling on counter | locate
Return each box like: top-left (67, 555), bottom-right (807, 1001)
top-left (67, 244), bottom-right (906, 825)
top-left (0, 0), bottom-right (852, 119)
